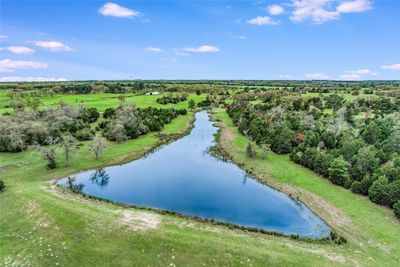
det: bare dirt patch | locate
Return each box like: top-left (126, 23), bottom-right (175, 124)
top-left (116, 210), bottom-right (161, 232)
top-left (215, 119), bottom-right (233, 143)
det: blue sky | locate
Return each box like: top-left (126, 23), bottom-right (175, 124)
top-left (0, 0), bottom-right (399, 81)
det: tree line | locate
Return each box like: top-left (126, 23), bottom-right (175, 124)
top-left (227, 91), bottom-right (400, 218)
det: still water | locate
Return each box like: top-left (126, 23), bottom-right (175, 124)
top-left (60, 111), bottom-right (330, 237)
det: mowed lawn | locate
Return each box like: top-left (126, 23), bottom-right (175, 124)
top-left (0, 92), bottom-right (206, 113)
top-left (212, 108), bottom-right (400, 266)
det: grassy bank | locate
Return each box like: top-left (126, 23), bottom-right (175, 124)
top-left (211, 108), bottom-right (400, 266)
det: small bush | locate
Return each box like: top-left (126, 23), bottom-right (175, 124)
top-left (394, 201), bottom-right (400, 218)
top-left (0, 179), bottom-right (5, 192)
top-left (351, 181), bottom-right (363, 194)
top-left (246, 143), bottom-right (256, 158)
top-left (74, 128), bottom-right (94, 141)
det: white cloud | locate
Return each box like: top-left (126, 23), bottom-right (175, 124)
top-left (346, 68), bottom-right (377, 75)
top-left (337, 0), bottom-right (372, 13)
top-left (30, 41), bottom-right (73, 52)
top-left (340, 68), bottom-right (377, 80)
top-left (268, 4), bottom-right (285, 15)
top-left (98, 2), bottom-right (139, 18)
top-left (290, 0), bottom-right (372, 23)
top-left (381, 63), bottom-right (400, 71)
top-left (182, 45), bottom-right (220, 53)
top-left (146, 47), bottom-right (163, 52)
top-left (0, 59), bottom-right (48, 72)
top-left (305, 72), bottom-right (331, 79)
top-left (0, 76), bottom-right (67, 82)
top-left (0, 35), bottom-right (8, 39)
top-left (290, 0), bottom-right (339, 23)
top-left (247, 16), bottom-right (279, 25)
top-left (6, 46), bottom-right (35, 55)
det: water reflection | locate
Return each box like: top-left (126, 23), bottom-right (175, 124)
top-left (90, 168), bottom-right (110, 187)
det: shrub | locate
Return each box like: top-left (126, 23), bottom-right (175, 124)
top-left (389, 180), bottom-right (400, 207)
top-left (103, 108), bottom-right (115, 119)
top-left (394, 201), bottom-right (400, 218)
top-left (74, 128), bottom-right (94, 141)
top-left (246, 143), bottom-right (256, 158)
top-left (351, 181), bottom-right (363, 194)
top-left (368, 176), bottom-right (391, 206)
top-left (328, 156), bottom-right (349, 186)
top-left (0, 179), bottom-right (5, 192)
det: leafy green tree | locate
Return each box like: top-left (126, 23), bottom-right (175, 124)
top-left (339, 133), bottom-right (364, 162)
top-left (103, 108), bottom-right (115, 119)
top-left (382, 132), bottom-right (400, 155)
top-left (328, 156), bottom-right (349, 186)
top-left (373, 161), bottom-right (400, 182)
top-left (271, 125), bottom-right (294, 154)
top-left (368, 176), bottom-right (391, 206)
top-left (325, 94), bottom-right (345, 111)
top-left (373, 97), bottom-right (394, 117)
top-left (292, 97), bottom-right (304, 111)
top-left (362, 122), bottom-right (382, 145)
top-left (321, 130), bottom-right (336, 149)
top-left (389, 180), bottom-right (400, 207)
top-left (314, 151), bottom-right (334, 177)
top-left (351, 146), bottom-right (379, 180)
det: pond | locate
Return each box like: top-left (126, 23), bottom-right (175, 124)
top-left (59, 111), bottom-right (330, 238)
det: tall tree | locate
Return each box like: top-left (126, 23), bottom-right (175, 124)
top-left (60, 134), bottom-right (78, 166)
top-left (328, 156), bottom-right (349, 186)
top-left (89, 136), bottom-right (106, 160)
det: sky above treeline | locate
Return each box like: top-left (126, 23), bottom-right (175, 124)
top-left (0, 0), bottom-right (399, 81)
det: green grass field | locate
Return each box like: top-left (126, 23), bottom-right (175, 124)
top-left (0, 92), bottom-right (206, 113)
top-left (0, 94), bottom-right (399, 266)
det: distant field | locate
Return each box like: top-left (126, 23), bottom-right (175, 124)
top-left (0, 92), bottom-right (206, 113)
top-left (301, 92), bottom-right (377, 101)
